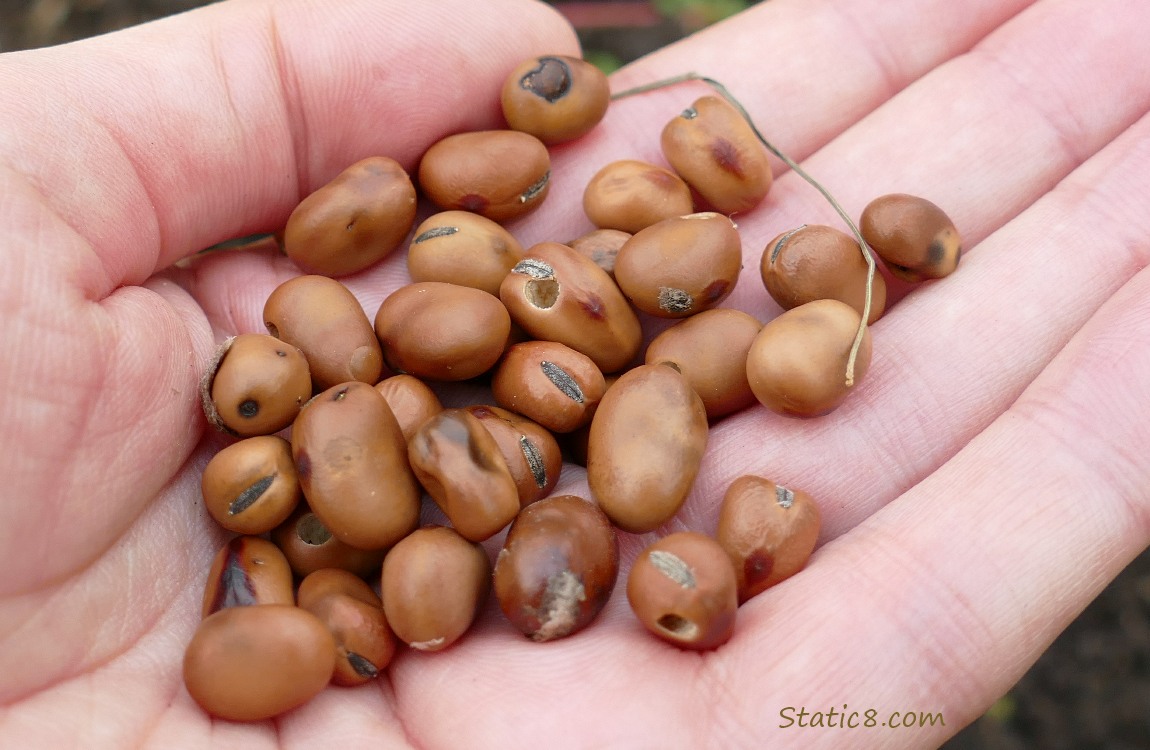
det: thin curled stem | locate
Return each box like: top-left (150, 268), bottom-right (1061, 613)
top-left (612, 73), bottom-right (875, 387)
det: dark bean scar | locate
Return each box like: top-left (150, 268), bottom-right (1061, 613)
top-left (520, 436), bottom-right (548, 489)
top-left (229, 474), bottom-right (275, 516)
top-left (540, 361), bottom-right (584, 403)
top-left (520, 57), bottom-right (572, 103)
top-left (414, 226), bottom-right (459, 243)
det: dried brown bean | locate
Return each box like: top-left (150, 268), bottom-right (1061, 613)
top-left (745, 299), bottom-right (872, 417)
top-left (296, 567), bottom-right (381, 610)
top-left (613, 212), bottom-right (741, 318)
top-left (490, 340), bottom-right (605, 433)
top-left (408, 409), bottom-right (520, 542)
top-left (381, 526), bottom-right (491, 651)
top-left (271, 505), bottom-right (385, 578)
top-left (493, 495), bottom-right (619, 641)
top-left (500, 55), bottom-right (610, 144)
top-left (660, 95), bottom-right (772, 214)
top-left (716, 475), bottom-right (821, 603)
top-left (627, 531), bottom-right (737, 650)
top-left (567, 228), bottom-right (631, 277)
top-left (201, 334), bottom-right (311, 437)
top-left (374, 374), bottom-right (444, 442)
top-left (860, 193), bottom-right (961, 282)
top-left (201, 435), bottom-right (301, 535)
top-left (297, 569), bottom-right (396, 686)
top-left (264, 275), bottom-right (383, 390)
top-left (761, 224), bottom-right (887, 324)
top-left (201, 536), bottom-right (294, 619)
top-left (291, 382), bottom-right (420, 550)
top-left (587, 364), bottom-right (708, 532)
top-left (499, 241), bottom-right (642, 373)
top-left (183, 605), bottom-right (336, 722)
top-left (582, 160), bottom-right (693, 233)
top-left (282, 156), bottom-right (417, 277)
top-left (463, 404), bottom-right (562, 507)
top-left (418, 130), bottom-right (550, 222)
top-left (407, 211), bottom-right (525, 295)
top-left (644, 308), bottom-right (762, 419)
top-left (374, 282), bottom-right (510, 381)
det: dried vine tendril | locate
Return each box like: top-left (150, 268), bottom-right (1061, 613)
top-left (611, 72), bottom-right (875, 387)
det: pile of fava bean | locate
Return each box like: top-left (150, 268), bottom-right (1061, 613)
top-left (188, 54), bottom-right (962, 722)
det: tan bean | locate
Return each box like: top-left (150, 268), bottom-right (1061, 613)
top-left (582, 160), bottom-right (693, 233)
top-left (374, 374), bottom-right (443, 443)
top-left (499, 241), bottom-right (642, 373)
top-left (491, 340), bottom-right (605, 433)
top-left (463, 404), bottom-right (562, 507)
top-left (297, 568), bottom-right (382, 610)
top-left (587, 364), bottom-right (708, 532)
top-left (201, 333), bottom-right (311, 437)
top-left (860, 193), bottom-right (962, 281)
top-left (613, 212), bottom-right (741, 317)
top-left (271, 505), bottom-right (385, 579)
top-left (291, 382), bottom-right (420, 550)
top-left (567, 228), bottom-right (631, 277)
top-left (644, 308), bottom-right (762, 419)
top-left (298, 569), bottom-right (395, 686)
top-left (283, 156), bottom-right (416, 277)
top-left (264, 275), bottom-right (383, 390)
top-left (716, 476), bottom-right (821, 603)
top-left (381, 526), bottom-right (491, 651)
top-left (418, 130), bottom-right (550, 222)
top-left (500, 55), bottom-right (610, 144)
top-left (627, 532), bottom-right (737, 650)
top-left (202, 536), bottom-right (294, 619)
top-left (201, 435), bottom-right (301, 535)
top-left (408, 409), bottom-right (520, 542)
top-left (374, 282), bottom-right (510, 381)
top-left (407, 211), bottom-right (525, 295)
top-left (745, 299), bottom-right (872, 417)
top-left (761, 224), bottom-right (886, 324)
top-left (660, 95), bottom-right (772, 214)
top-left (493, 495), bottom-right (619, 641)
top-left (183, 605), bottom-right (336, 721)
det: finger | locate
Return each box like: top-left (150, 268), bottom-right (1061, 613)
top-left (711, 261), bottom-right (1150, 748)
top-left (677, 0), bottom-right (1150, 540)
top-left (179, 0), bottom-right (1036, 336)
top-left (0, 0), bottom-right (578, 279)
top-left (0, 454), bottom-right (216, 707)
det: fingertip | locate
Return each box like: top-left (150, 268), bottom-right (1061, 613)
top-left (4, 0), bottom-right (580, 281)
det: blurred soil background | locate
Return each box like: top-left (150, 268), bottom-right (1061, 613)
top-left (2, 0), bottom-right (1147, 747)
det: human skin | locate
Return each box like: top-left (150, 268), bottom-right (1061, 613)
top-left (1, 0), bottom-right (1149, 747)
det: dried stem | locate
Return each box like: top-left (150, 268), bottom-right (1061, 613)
top-left (612, 73), bottom-right (875, 387)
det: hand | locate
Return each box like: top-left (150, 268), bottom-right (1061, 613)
top-left (2, 0), bottom-right (1148, 746)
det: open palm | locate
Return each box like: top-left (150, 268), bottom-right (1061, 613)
top-left (2, 0), bottom-right (1149, 747)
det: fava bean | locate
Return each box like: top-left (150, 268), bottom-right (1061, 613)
top-left (627, 532), bottom-right (737, 651)
top-left (587, 364), bottom-right (708, 533)
top-left (282, 156), bottom-right (416, 277)
top-left (374, 282), bottom-right (510, 381)
top-left (183, 605), bottom-right (336, 722)
top-left (493, 495), bottom-right (618, 641)
top-left (381, 526), bottom-right (491, 651)
top-left (201, 333), bottom-right (311, 437)
top-left (264, 275), bottom-right (383, 390)
top-left (499, 241), bottom-right (641, 373)
top-left (418, 130), bottom-right (550, 222)
top-left (291, 382), bottom-right (420, 550)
